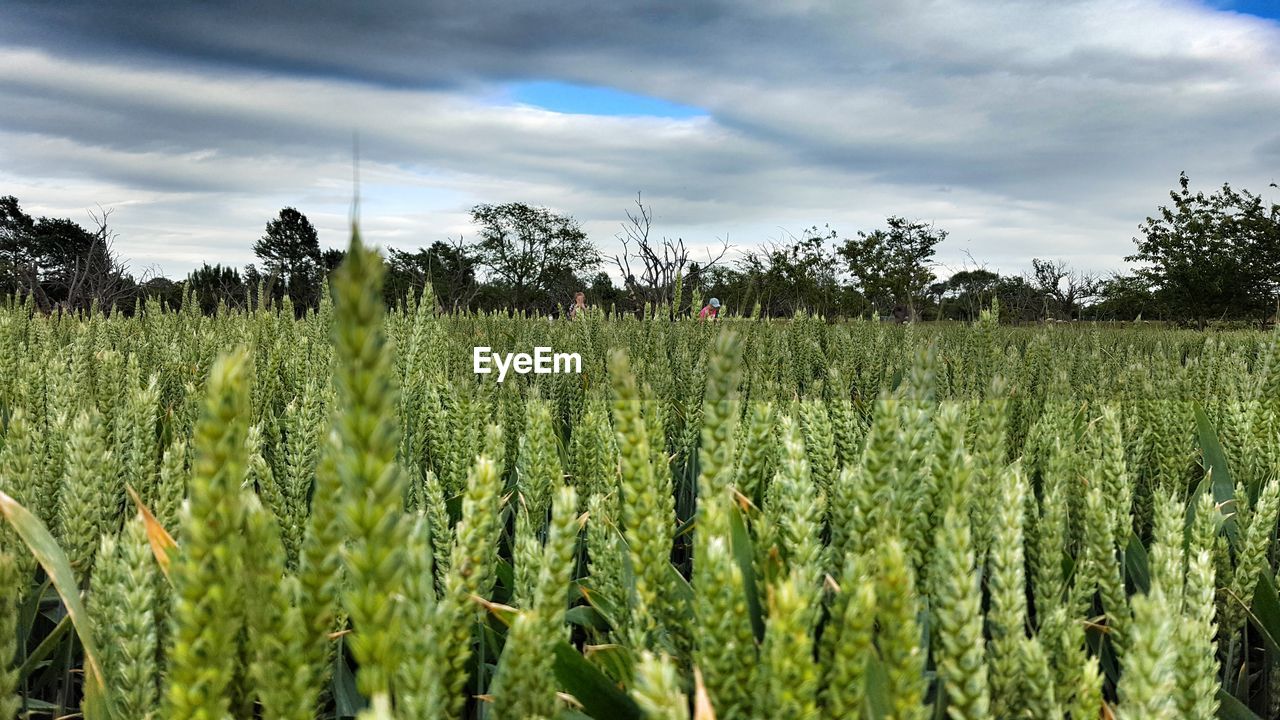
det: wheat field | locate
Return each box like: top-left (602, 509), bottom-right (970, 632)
top-left (0, 233), bottom-right (1278, 719)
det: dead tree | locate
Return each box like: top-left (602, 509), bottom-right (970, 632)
top-left (1031, 258), bottom-right (1100, 320)
top-left (15, 263), bottom-right (52, 314)
top-left (609, 192), bottom-right (730, 309)
top-left (62, 207), bottom-right (135, 315)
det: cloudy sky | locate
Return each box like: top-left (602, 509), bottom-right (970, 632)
top-left (1, 0), bottom-right (1277, 281)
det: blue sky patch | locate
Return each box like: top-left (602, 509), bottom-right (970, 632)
top-left (1208, 0), bottom-right (1280, 21)
top-left (505, 80), bottom-right (707, 119)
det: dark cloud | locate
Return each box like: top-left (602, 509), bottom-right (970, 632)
top-left (0, 1), bottom-right (762, 88)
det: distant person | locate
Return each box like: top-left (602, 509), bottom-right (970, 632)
top-left (567, 291), bottom-right (587, 319)
top-left (699, 297), bottom-right (721, 321)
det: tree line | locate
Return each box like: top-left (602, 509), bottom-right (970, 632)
top-left (1, 173), bottom-right (1276, 323)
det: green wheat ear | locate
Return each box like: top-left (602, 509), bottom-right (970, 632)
top-left (0, 550), bottom-right (22, 720)
top-left (989, 463), bottom-right (1030, 718)
top-left (163, 349), bottom-right (250, 720)
top-left (332, 228), bottom-right (410, 701)
top-left (1119, 586), bottom-right (1177, 719)
top-left (491, 485), bottom-right (579, 720)
top-left (243, 495), bottom-right (312, 720)
top-left (930, 506), bottom-right (989, 720)
top-left (1175, 548), bottom-right (1219, 720)
top-left (821, 553), bottom-right (875, 719)
top-left (296, 427), bottom-right (345, 708)
top-left (58, 408), bottom-right (115, 581)
top-left (695, 330), bottom-right (744, 539)
top-left (632, 651), bottom-right (689, 720)
top-left (91, 517), bottom-right (160, 720)
top-left (759, 573), bottom-right (819, 719)
top-left (416, 450), bottom-right (504, 719)
top-left (876, 537), bottom-right (926, 720)
top-left (609, 349), bottom-right (675, 651)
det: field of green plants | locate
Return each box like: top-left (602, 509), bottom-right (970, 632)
top-left (0, 235), bottom-right (1279, 719)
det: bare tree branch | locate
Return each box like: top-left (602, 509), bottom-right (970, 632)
top-left (609, 192), bottom-right (732, 309)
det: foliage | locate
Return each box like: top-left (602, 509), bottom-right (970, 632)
top-left (838, 215), bottom-right (944, 318)
top-left (1128, 173), bottom-right (1280, 322)
top-left (1090, 273), bottom-right (1162, 321)
top-left (0, 195), bottom-right (134, 313)
top-left (255, 207), bottom-right (323, 310)
top-left (732, 225), bottom-right (857, 317)
top-left (385, 241), bottom-right (478, 312)
top-left (471, 202), bottom-right (599, 312)
top-left (186, 263), bottom-right (248, 314)
top-left (932, 268), bottom-right (1000, 321)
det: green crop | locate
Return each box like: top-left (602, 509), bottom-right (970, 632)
top-left (0, 226), bottom-right (1277, 718)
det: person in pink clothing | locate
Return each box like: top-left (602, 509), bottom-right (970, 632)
top-left (698, 297), bottom-right (721, 321)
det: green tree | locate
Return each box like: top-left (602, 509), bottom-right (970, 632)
top-left (0, 197), bottom-right (133, 312)
top-left (141, 276), bottom-right (183, 310)
top-left (186, 263), bottom-right (247, 314)
top-left (540, 262), bottom-right (590, 315)
top-left (1128, 173), bottom-right (1280, 322)
top-left (470, 202), bottom-right (599, 312)
top-left (385, 240), bottom-right (478, 312)
top-left (838, 216), bottom-right (944, 319)
top-left (700, 264), bottom-right (750, 316)
top-left (243, 264), bottom-right (266, 310)
top-left (321, 248), bottom-right (347, 273)
top-left (939, 269), bottom-right (1000, 321)
top-left (254, 207), bottom-right (322, 311)
top-left (587, 271), bottom-right (625, 313)
top-left (32, 217), bottom-right (101, 299)
top-left (0, 196), bottom-right (36, 295)
top-left (737, 225), bottom-right (849, 316)
top-left (992, 275), bottom-right (1042, 323)
top-left (1089, 273), bottom-right (1160, 321)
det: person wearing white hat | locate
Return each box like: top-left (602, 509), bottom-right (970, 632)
top-left (699, 297), bottom-right (721, 321)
